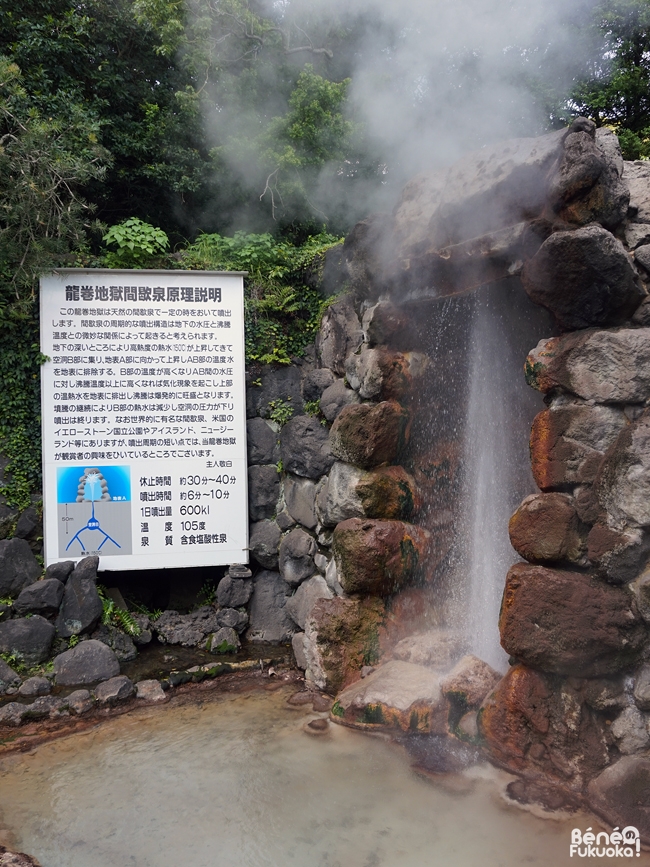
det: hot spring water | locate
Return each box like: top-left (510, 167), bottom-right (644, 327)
top-left (0, 686), bottom-right (641, 867)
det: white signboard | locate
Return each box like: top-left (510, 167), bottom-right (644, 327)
top-left (40, 269), bottom-right (248, 571)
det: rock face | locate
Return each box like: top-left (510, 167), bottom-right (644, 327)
top-left (155, 607), bottom-right (220, 647)
top-left (280, 416), bottom-right (334, 478)
top-left (56, 568), bottom-right (103, 638)
top-left (316, 298), bottom-right (363, 375)
top-left (522, 225), bottom-right (642, 330)
top-left (588, 757), bottom-right (650, 846)
top-left (329, 401), bottom-right (410, 469)
top-left (526, 329), bottom-right (650, 403)
top-left (344, 347), bottom-right (426, 401)
top-left (13, 578), bottom-right (64, 617)
top-left (479, 664), bottom-right (611, 791)
top-left (246, 417), bottom-right (278, 465)
top-left (318, 462), bottom-right (420, 527)
top-left (0, 616), bottom-right (55, 664)
top-left (595, 410), bottom-right (650, 528)
top-left (247, 465), bottom-right (280, 521)
top-left (0, 537), bottom-right (41, 598)
top-left (334, 660), bottom-right (448, 733)
top-left (499, 563), bottom-right (645, 676)
top-left (508, 493), bottom-right (586, 563)
top-left (246, 570), bottom-right (295, 643)
top-left (53, 639), bottom-right (120, 686)
top-left (332, 518), bottom-right (430, 596)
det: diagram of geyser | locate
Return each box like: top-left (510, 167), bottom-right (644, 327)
top-left (56, 466), bottom-right (132, 557)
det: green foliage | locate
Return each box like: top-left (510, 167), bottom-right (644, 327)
top-left (212, 639), bottom-right (237, 654)
top-left (103, 218), bottom-right (169, 267)
top-left (267, 398), bottom-right (294, 427)
top-left (331, 700), bottom-right (344, 718)
top-left (303, 400), bottom-right (321, 417)
top-left (97, 585), bottom-right (142, 637)
top-left (68, 634), bottom-right (80, 648)
top-left (197, 579), bottom-right (216, 606)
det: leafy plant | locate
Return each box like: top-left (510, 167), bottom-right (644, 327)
top-left (303, 399), bottom-right (321, 416)
top-left (103, 218), bottom-right (170, 267)
top-left (197, 579), bottom-right (216, 607)
top-left (268, 398), bottom-right (294, 426)
top-left (68, 634), bottom-right (80, 649)
top-left (97, 585), bottom-right (142, 637)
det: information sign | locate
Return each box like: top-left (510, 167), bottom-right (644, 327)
top-left (40, 269), bottom-right (248, 571)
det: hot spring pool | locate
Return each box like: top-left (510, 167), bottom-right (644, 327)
top-left (0, 687), bottom-right (645, 867)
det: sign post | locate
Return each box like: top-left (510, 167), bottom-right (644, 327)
top-left (40, 269), bottom-right (248, 571)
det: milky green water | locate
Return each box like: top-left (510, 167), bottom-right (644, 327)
top-left (0, 688), bottom-right (645, 867)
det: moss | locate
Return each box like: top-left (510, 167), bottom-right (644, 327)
top-left (360, 703), bottom-right (385, 724)
top-left (331, 700), bottom-right (344, 718)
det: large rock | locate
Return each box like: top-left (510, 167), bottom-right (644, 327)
top-left (610, 705), bottom-right (649, 754)
top-left (154, 607), bottom-right (220, 647)
top-left (525, 329), bottom-right (650, 403)
top-left (246, 570), bottom-right (295, 643)
top-left (318, 462), bottom-right (420, 527)
top-left (53, 639), bottom-right (120, 686)
top-left (0, 615), bottom-right (55, 664)
top-left (480, 664), bottom-right (611, 791)
top-left (0, 657), bottom-right (20, 692)
top-left (528, 401), bottom-right (627, 490)
top-left (216, 575), bottom-right (253, 608)
top-left (284, 476), bottom-right (317, 529)
top-left (522, 225), bottom-right (642, 330)
top-left (316, 298), bottom-right (363, 375)
top-left (215, 607), bottom-right (248, 633)
top-left (508, 493), bottom-right (586, 564)
top-left (332, 518), bottom-right (430, 596)
top-left (0, 537), bottom-right (41, 599)
top-left (329, 401), bottom-right (410, 469)
top-left (303, 596), bottom-right (385, 692)
top-left (285, 575), bottom-right (333, 630)
top-left (362, 301), bottom-right (413, 348)
top-left (588, 756), bottom-right (650, 846)
top-left (280, 416), bottom-right (334, 479)
top-left (319, 379), bottom-right (360, 423)
top-left (55, 568), bottom-right (103, 638)
top-left (586, 522), bottom-right (650, 584)
top-left (246, 417), bottom-right (278, 465)
top-left (44, 560), bottom-right (74, 583)
top-left (440, 654), bottom-right (502, 709)
top-left (344, 347), bottom-right (426, 401)
top-left (391, 630), bottom-right (465, 670)
top-left (334, 660), bottom-right (448, 733)
top-left (246, 364), bottom-right (303, 419)
top-left (595, 409), bottom-right (650, 528)
top-left (302, 368), bottom-right (336, 401)
top-left (247, 464), bottom-right (280, 521)
top-left (499, 563), bottom-right (645, 676)
top-left (94, 675), bottom-right (135, 706)
top-left (278, 528), bottom-right (317, 586)
top-left (90, 622), bottom-right (138, 662)
top-left (13, 578), bottom-right (64, 617)
top-left (249, 519), bottom-right (281, 569)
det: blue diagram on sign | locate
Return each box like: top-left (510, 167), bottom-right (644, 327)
top-left (56, 466), bottom-right (132, 556)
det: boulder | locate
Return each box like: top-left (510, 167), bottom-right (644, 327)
top-left (329, 401), bottom-right (410, 469)
top-left (286, 575), bottom-right (333, 630)
top-left (247, 464), bottom-right (280, 521)
top-left (55, 568), bottom-right (103, 638)
top-left (44, 560), bottom-right (74, 583)
top-left (344, 347), bottom-right (426, 401)
top-left (302, 368), bottom-right (336, 401)
top-left (333, 660), bottom-right (448, 733)
top-left (90, 622), bottom-right (138, 662)
top-left (136, 679), bottom-right (167, 702)
top-left (332, 518), bottom-right (430, 596)
top-left (246, 417), bottom-right (278, 465)
top-left (0, 615), bottom-right (55, 664)
top-left (280, 416), bottom-right (334, 479)
top-left (94, 675), bottom-right (135, 706)
top-left (67, 689), bottom-right (94, 715)
top-left (499, 563), bottom-right (645, 676)
top-left (17, 676), bottom-right (51, 697)
top-left (292, 632), bottom-right (309, 670)
top-left (0, 537), bottom-right (41, 599)
top-left (13, 578), bottom-right (64, 617)
top-left (246, 570), bottom-right (295, 643)
top-left (588, 756), bottom-right (650, 847)
top-left (318, 462), bottom-right (420, 527)
top-left (246, 364), bottom-right (303, 419)
top-left (207, 626), bottom-right (240, 652)
top-left (391, 630), bottom-right (465, 670)
top-left (69, 556), bottom-right (99, 583)
top-left (586, 522), bottom-right (650, 583)
top-left (362, 301), bottom-right (413, 348)
top-left (440, 654), bottom-right (502, 709)
top-left (529, 402), bottom-right (627, 491)
top-left (635, 243), bottom-right (650, 273)
top-left (316, 298), bottom-right (363, 375)
top-left (610, 705), bottom-right (650, 754)
top-left (154, 607), bottom-right (220, 647)
top-left (53, 639), bottom-right (120, 686)
top-left (595, 410), bottom-right (650, 528)
top-left (303, 596), bottom-right (385, 693)
top-left (508, 493), bottom-right (586, 564)
top-left (0, 702), bottom-right (25, 727)
top-left (278, 528), bottom-right (317, 586)
top-left (525, 329), bottom-right (650, 403)
top-left (215, 607), bottom-right (248, 633)
top-left (0, 658), bottom-right (20, 692)
top-left (216, 575), bottom-right (253, 609)
top-left (284, 476), bottom-right (317, 529)
top-left (319, 379), bottom-right (360, 423)
top-left (480, 664), bottom-right (611, 791)
top-left (249, 519), bottom-right (281, 569)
